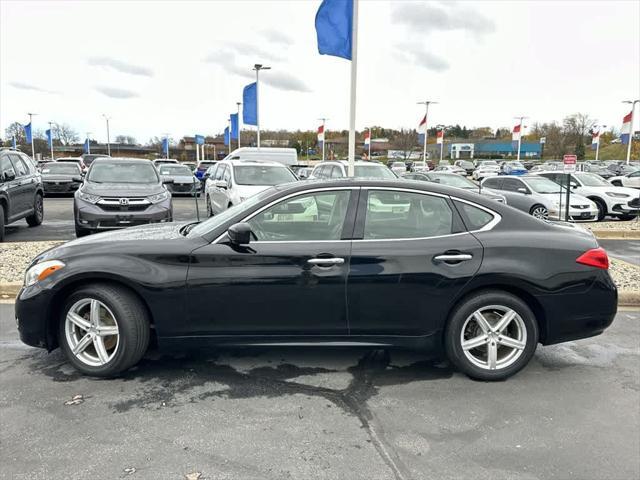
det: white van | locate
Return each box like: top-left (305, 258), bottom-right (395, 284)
top-left (222, 147), bottom-right (298, 167)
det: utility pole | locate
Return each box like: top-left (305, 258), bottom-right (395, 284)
top-left (253, 64), bottom-right (271, 148)
top-left (417, 101), bottom-right (437, 163)
top-left (102, 114), bottom-right (111, 156)
top-left (48, 121), bottom-right (55, 161)
top-left (27, 112), bottom-right (37, 160)
top-left (622, 99), bottom-right (639, 164)
top-left (236, 102), bottom-right (242, 149)
top-left (514, 116), bottom-right (528, 162)
top-left (86, 132), bottom-right (92, 154)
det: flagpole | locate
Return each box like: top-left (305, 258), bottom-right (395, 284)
top-left (86, 132), bottom-right (91, 155)
top-left (196, 136), bottom-right (200, 163)
top-left (102, 114), bottom-right (111, 156)
top-left (417, 101), bottom-right (436, 163)
top-left (27, 112), bottom-right (37, 160)
top-left (236, 102), bottom-right (242, 149)
top-left (346, 0), bottom-right (359, 176)
top-left (368, 127), bottom-right (371, 159)
top-left (48, 121), bottom-right (55, 160)
top-left (514, 116), bottom-right (528, 162)
top-left (623, 99), bottom-right (639, 164)
top-left (254, 64), bottom-right (271, 149)
top-left (318, 117), bottom-right (327, 161)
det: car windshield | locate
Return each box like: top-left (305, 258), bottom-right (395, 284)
top-left (87, 162), bottom-right (159, 184)
top-left (354, 165), bottom-right (397, 179)
top-left (159, 165), bottom-right (192, 176)
top-left (509, 162), bottom-right (525, 169)
top-left (576, 173), bottom-right (610, 186)
top-left (187, 188), bottom-right (274, 238)
top-left (42, 163), bottom-right (79, 174)
top-left (525, 177), bottom-right (562, 194)
top-left (233, 165), bottom-right (297, 186)
top-left (458, 161), bottom-right (473, 168)
top-left (430, 174), bottom-right (476, 189)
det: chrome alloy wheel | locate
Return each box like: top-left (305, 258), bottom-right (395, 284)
top-left (64, 299), bottom-right (120, 367)
top-left (460, 305), bottom-right (527, 370)
top-left (531, 206), bottom-right (548, 220)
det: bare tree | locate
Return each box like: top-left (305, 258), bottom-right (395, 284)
top-left (5, 122), bottom-right (25, 144)
top-left (115, 135), bottom-right (137, 145)
top-left (563, 113), bottom-right (595, 160)
top-left (391, 129), bottom-right (418, 161)
top-left (53, 123), bottom-right (79, 145)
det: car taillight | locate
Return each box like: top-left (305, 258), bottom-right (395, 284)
top-left (576, 247), bottom-right (609, 270)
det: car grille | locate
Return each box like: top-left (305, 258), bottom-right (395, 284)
top-left (97, 197), bottom-right (150, 212)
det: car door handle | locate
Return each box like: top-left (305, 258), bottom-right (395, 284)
top-left (433, 254), bottom-right (473, 262)
top-left (308, 257), bottom-right (345, 266)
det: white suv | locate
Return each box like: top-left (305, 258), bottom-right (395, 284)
top-left (204, 160), bottom-right (297, 216)
top-left (537, 171), bottom-right (640, 221)
top-left (309, 161), bottom-right (397, 180)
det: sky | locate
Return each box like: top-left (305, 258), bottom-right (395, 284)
top-left (1, 0), bottom-right (639, 144)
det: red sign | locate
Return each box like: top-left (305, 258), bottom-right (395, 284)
top-left (563, 155), bottom-right (577, 165)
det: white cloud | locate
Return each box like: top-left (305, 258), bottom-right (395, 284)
top-left (87, 56), bottom-right (153, 77)
top-left (9, 81), bottom-right (59, 94)
top-left (392, 2), bottom-right (496, 37)
top-left (94, 86), bottom-right (139, 99)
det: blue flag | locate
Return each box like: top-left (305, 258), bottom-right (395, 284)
top-left (84, 138), bottom-right (90, 153)
top-left (162, 137), bottom-right (169, 156)
top-left (243, 83), bottom-right (257, 126)
top-left (223, 127), bottom-right (230, 146)
top-left (195, 134), bottom-right (205, 145)
top-left (24, 123), bottom-right (33, 143)
top-left (418, 133), bottom-right (425, 146)
top-left (45, 129), bottom-right (53, 148)
top-left (230, 113), bottom-right (239, 140)
top-left (315, 0), bottom-right (353, 60)
top-left (12, 136), bottom-right (16, 149)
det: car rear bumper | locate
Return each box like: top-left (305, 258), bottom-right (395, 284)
top-left (43, 182), bottom-right (79, 193)
top-left (76, 201), bottom-right (173, 230)
top-left (548, 207), bottom-right (598, 222)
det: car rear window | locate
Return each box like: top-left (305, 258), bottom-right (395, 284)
top-left (455, 201), bottom-right (495, 231)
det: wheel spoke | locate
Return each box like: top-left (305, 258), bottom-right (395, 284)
top-left (462, 334), bottom-right (488, 351)
top-left (473, 311), bottom-right (492, 333)
top-left (90, 300), bottom-right (101, 326)
top-left (72, 333), bottom-right (92, 355)
top-left (93, 337), bottom-right (110, 364)
top-left (498, 335), bottom-right (526, 350)
top-left (494, 309), bottom-right (516, 334)
top-left (97, 325), bottom-right (118, 337)
top-left (487, 341), bottom-right (498, 370)
top-left (67, 312), bottom-right (91, 331)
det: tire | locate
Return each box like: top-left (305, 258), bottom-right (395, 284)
top-left (58, 283), bottom-right (150, 377)
top-left (529, 204), bottom-right (548, 220)
top-left (444, 290), bottom-right (539, 381)
top-left (617, 214), bottom-right (637, 221)
top-left (592, 198), bottom-right (607, 222)
top-left (25, 193), bottom-right (43, 227)
top-left (0, 203), bottom-right (5, 242)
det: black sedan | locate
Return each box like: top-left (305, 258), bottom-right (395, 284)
top-left (16, 179), bottom-right (617, 380)
top-left (41, 162), bottom-right (83, 195)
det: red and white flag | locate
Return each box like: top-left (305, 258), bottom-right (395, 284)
top-left (436, 128), bottom-right (444, 145)
top-left (621, 111), bottom-right (633, 145)
top-left (512, 124), bottom-right (521, 142)
top-left (418, 115), bottom-right (427, 134)
top-left (363, 130), bottom-right (370, 146)
top-left (317, 124), bottom-right (325, 143)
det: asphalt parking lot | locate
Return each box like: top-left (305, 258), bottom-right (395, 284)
top-left (1, 302), bottom-right (638, 480)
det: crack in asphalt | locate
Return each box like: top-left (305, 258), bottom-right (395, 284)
top-left (26, 348), bottom-right (453, 480)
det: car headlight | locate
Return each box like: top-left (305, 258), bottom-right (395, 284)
top-left (605, 191), bottom-right (630, 198)
top-left (148, 190), bottom-right (171, 204)
top-left (78, 191), bottom-right (101, 204)
top-left (24, 260), bottom-right (65, 287)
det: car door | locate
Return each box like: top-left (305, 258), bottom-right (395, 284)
top-left (625, 170), bottom-right (640, 188)
top-left (7, 154), bottom-right (34, 216)
top-left (185, 187), bottom-right (357, 336)
top-left (210, 164), bottom-right (228, 213)
top-left (347, 188), bottom-right (484, 336)
top-left (1, 155), bottom-right (22, 220)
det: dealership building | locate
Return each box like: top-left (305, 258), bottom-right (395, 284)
top-left (449, 141), bottom-right (542, 159)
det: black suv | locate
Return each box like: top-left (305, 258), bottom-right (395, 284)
top-left (0, 148), bottom-right (44, 241)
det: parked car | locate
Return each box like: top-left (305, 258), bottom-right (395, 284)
top-left (579, 163), bottom-right (616, 179)
top-left (222, 147), bottom-right (298, 167)
top-left (183, 162), bottom-right (196, 171)
top-left (390, 161), bottom-right (407, 176)
top-left (295, 167), bottom-right (314, 180)
top-left (152, 159), bottom-right (179, 169)
top-left (403, 172), bottom-right (507, 203)
top-left (411, 161), bottom-right (430, 173)
top-left (41, 162), bottom-right (83, 195)
top-left (500, 161), bottom-right (528, 176)
top-left (609, 169), bottom-right (640, 189)
top-left (309, 161), bottom-right (398, 180)
top-left (81, 154), bottom-right (110, 168)
top-left (434, 164), bottom-right (466, 175)
top-left (607, 163), bottom-right (638, 176)
top-left (204, 159), bottom-right (297, 216)
top-left (73, 157), bottom-right (173, 237)
top-left (195, 160), bottom-right (218, 181)
top-left (454, 160), bottom-right (475, 175)
top-left (157, 163), bottom-right (200, 196)
top-left (17, 178), bottom-right (617, 380)
top-left (537, 171), bottom-right (640, 220)
top-left (481, 175), bottom-right (598, 221)
top-left (57, 157), bottom-right (88, 173)
top-left (472, 162), bottom-right (500, 181)
top-left (0, 148), bottom-right (44, 241)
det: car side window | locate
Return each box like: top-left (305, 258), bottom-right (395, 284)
top-left (363, 190), bottom-right (453, 240)
top-left (214, 164), bottom-right (226, 181)
top-left (330, 166), bottom-right (343, 178)
top-left (482, 178), bottom-right (501, 189)
top-left (223, 166), bottom-right (232, 184)
top-left (629, 170), bottom-right (640, 178)
top-left (8, 155), bottom-right (28, 177)
top-left (455, 201), bottom-right (495, 231)
top-left (502, 178), bottom-right (524, 192)
top-left (1, 156), bottom-right (16, 180)
top-left (248, 190), bottom-right (351, 241)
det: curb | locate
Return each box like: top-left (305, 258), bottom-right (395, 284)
top-left (592, 230), bottom-right (640, 240)
top-left (1, 281), bottom-right (638, 306)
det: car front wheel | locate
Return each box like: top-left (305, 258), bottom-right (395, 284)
top-left (529, 204), bottom-right (548, 220)
top-left (58, 283), bottom-right (150, 377)
top-left (444, 290), bottom-right (539, 381)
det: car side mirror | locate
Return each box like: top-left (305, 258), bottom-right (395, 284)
top-left (228, 222), bottom-right (252, 245)
top-left (214, 179), bottom-right (228, 189)
top-left (517, 187), bottom-right (528, 194)
top-left (163, 179), bottom-right (174, 185)
top-left (72, 176), bottom-right (83, 183)
top-left (203, 173), bottom-right (211, 179)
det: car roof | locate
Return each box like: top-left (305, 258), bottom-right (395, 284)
top-left (224, 159), bottom-right (288, 167)
top-left (91, 157), bottom-right (151, 164)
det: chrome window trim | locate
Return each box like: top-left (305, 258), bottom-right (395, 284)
top-left (213, 186), bottom-right (358, 244)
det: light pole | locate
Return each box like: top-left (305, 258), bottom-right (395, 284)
top-left (514, 116), bottom-right (528, 162)
top-left (102, 114), bottom-right (111, 156)
top-left (436, 124), bottom-right (445, 163)
top-left (367, 127), bottom-right (371, 159)
top-left (593, 124), bottom-right (606, 162)
top-left (48, 121), bottom-right (56, 161)
top-left (622, 99), bottom-right (639, 164)
top-left (417, 101), bottom-right (437, 163)
top-left (86, 132), bottom-right (92, 155)
top-left (27, 112), bottom-right (37, 160)
top-left (253, 64), bottom-right (271, 148)
top-left (163, 133), bottom-right (170, 159)
top-left (236, 102), bottom-right (242, 149)
top-left (318, 117), bottom-right (328, 161)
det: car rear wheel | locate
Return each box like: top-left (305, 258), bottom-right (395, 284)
top-left (26, 193), bottom-right (44, 227)
top-left (529, 204), bottom-right (548, 220)
top-left (444, 291), bottom-right (539, 381)
top-left (592, 198), bottom-right (607, 221)
top-left (58, 283), bottom-right (150, 377)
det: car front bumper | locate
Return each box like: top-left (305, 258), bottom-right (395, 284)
top-left (76, 200), bottom-right (173, 230)
top-left (15, 284), bottom-right (55, 350)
